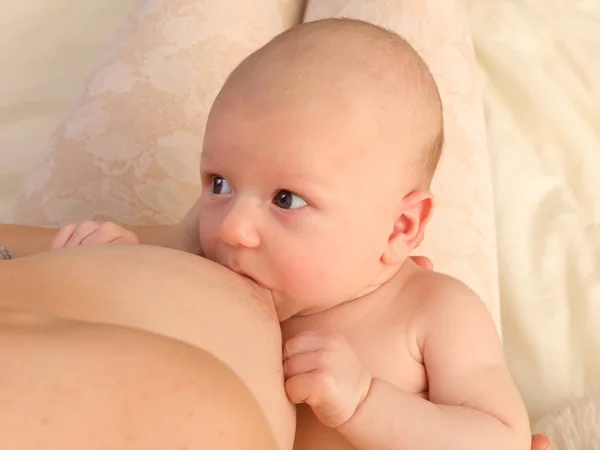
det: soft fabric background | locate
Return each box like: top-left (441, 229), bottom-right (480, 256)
top-left (467, 0), bottom-right (600, 421)
top-left (0, 0), bottom-right (598, 435)
top-left (0, 0), bottom-right (139, 215)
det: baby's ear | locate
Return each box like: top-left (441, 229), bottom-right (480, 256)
top-left (381, 191), bottom-right (433, 265)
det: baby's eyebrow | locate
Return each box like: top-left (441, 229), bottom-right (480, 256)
top-left (278, 171), bottom-right (312, 182)
top-left (199, 152), bottom-right (222, 171)
top-left (279, 173), bottom-right (329, 199)
top-left (276, 171), bottom-right (320, 188)
top-left (200, 151), bottom-right (215, 164)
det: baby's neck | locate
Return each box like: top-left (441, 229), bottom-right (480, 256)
top-left (281, 258), bottom-right (417, 338)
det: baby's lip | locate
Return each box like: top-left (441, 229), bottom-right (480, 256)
top-left (229, 265), bottom-right (263, 287)
top-left (241, 272), bottom-right (267, 289)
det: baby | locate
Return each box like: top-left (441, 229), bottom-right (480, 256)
top-left (52, 19), bottom-right (531, 450)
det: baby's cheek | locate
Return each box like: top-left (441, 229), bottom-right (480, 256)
top-left (198, 220), bottom-right (219, 260)
top-left (278, 251), bottom-right (337, 303)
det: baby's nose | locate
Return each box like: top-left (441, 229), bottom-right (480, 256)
top-left (218, 202), bottom-right (260, 249)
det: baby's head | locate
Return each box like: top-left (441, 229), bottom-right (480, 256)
top-left (199, 18), bottom-right (443, 319)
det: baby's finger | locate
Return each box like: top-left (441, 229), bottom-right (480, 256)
top-left (283, 351), bottom-right (324, 378)
top-left (80, 228), bottom-right (122, 245)
top-left (285, 373), bottom-right (315, 405)
top-left (411, 255), bottom-right (433, 271)
top-left (284, 333), bottom-right (328, 359)
top-left (66, 222), bottom-right (100, 247)
top-left (109, 234), bottom-right (139, 245)
top-left (82, 225), bottom-right (128, 245)
top-left (531, 434), bottom-right (552, 450)
top-left (51, 224), bottom-right (77, 249)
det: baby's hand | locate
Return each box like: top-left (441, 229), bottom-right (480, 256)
top-left (283, 331), bottom-right (372, 428)
top-left (51, 221), bottom-right (139, 249)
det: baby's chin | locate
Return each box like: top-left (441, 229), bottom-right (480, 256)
top-left (248, 284), bottom-right (319, 324)
top-left (270, 289), bottom-right (310, 322)
top-left (270, 289), bottom-right (349, 321)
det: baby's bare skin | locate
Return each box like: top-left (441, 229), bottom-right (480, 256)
top-left (282, 259), bottom-right (528, 449)
top-left (48, 18), bottom-right (533, 450)
top-left (282, 264), bottom-right (429, 449)
top-left (196, 20), bottom-right (531, 449)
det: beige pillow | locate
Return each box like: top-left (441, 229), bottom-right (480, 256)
top-left (12, 0), bottom-right (500, 326)
top-left (13, 0), bottom-right (305, 226)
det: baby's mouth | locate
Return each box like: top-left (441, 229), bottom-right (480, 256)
top-left (240, 272), bottom-right (258, 284)
top-left (242, 273), bottom-right (272, 294)
top-left (229, 266), bottom-right (263, 287)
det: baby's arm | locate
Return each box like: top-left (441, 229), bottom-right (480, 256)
top-left (338, 279), bottom-right (531, 450)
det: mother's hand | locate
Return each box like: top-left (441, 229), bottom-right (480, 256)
top-left (410, 255), bottom-right (434, 271)
top-left (531, 434), bottom-right (552, 449)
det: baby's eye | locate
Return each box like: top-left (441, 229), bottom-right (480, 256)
top-left (211, 175), bottom-right (232, 195)
top-left (273, 190), bottom-right (307, 210)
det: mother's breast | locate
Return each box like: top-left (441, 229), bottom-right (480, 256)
top-left (1, 244), bottom-right (295, 449)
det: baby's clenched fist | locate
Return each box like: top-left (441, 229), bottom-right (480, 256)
top-left (283, 331), bottom-right (372, 428)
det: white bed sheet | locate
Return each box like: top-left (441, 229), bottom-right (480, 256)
top-left (469, 0), bottom-right (600, 420)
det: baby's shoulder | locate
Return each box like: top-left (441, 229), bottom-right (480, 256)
top-left (401, 266), bottom-right (495, 345)
top-left (407, 267), bottom-right (472, 299)
top-left (400, 262), bottom-right (474, 304)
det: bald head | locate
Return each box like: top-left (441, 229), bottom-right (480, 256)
top-left (212, 18), bottom-right (444, 188)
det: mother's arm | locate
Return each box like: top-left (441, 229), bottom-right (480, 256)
top-left (0, 224), bottom-right (58, 257)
